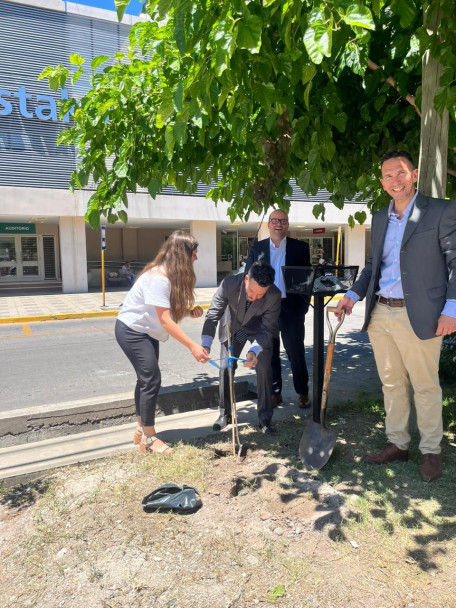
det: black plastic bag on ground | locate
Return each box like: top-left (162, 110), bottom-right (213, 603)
top-left (142, 484), bottom-right (202, 514)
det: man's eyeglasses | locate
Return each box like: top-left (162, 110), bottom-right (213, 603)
top-left (269, 218), bottom-right (288, 225)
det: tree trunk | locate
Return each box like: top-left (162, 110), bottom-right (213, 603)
top-left (418, 2), bottom-right (449, 198)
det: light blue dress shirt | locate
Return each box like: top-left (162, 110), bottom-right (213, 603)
top-left (346, 190), bottom-right (456, 318)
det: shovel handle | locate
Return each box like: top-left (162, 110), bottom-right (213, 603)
top-left (320, 342), bottom-right (335, 424)
top-left (325, 306), bottom-right (345, 343)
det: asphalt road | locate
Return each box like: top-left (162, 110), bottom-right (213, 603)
top-left (0, 301), bottom-right (381, 414)
top-left (0, 315), bottom-right (252, 413)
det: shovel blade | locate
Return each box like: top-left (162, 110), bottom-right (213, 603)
top-left (299, 421), bottom-right (338, 470)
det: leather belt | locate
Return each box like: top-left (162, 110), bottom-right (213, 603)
top-left (377, 295), bottom-right (406, 307)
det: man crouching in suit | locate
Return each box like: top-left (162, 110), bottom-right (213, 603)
top-left (202, 261), bottom-right (281, 434)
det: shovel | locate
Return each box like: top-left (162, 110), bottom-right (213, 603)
top-left (299, 305), bottom-right (345, 470)
top-left (226, 322), bottom-right (245, 458)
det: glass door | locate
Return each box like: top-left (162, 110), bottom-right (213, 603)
top-left (19, 237), bottom-right (40, 277)
top-left (0, 237), bottom-right (17, 279)
top-left (0, 236), bottom-right (44, 281)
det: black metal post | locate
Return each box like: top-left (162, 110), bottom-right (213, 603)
top-left (312, 294), bottom-right (325, 423)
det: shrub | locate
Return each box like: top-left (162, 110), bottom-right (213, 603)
top-left (440, 333), bottom-right (456, 383)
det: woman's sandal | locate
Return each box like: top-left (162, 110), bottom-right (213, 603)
top-left (140, 435), bottom-right (174, 455)
top-left (133, 428), bottom-right (143, 445)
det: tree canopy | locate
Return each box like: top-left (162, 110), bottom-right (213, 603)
top-left (40, 0), bottom-right (456, 230)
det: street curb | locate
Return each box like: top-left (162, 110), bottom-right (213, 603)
top-left (0, 310), bottom-right (120, 324)
top-left (0, 304), bottom-right (211, 325)
top-left (0, 380), bottom-right (250, 448)
top-left (0, 297), bottom-right (343, 325)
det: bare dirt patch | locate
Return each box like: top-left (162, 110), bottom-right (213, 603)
top-left (1, 407), bottom-right (456, 608)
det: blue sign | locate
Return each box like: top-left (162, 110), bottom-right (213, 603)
top-left (0, 86), bottom-right (71, 123)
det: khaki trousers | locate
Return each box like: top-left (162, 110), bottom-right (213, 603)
top-left (367, 303), bottom-right (443, 454)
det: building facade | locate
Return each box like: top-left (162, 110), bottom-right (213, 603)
top-left (0, 0), bottom-right (370, 293)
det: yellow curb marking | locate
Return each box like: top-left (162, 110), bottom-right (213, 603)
top-left (0, 305), bottom-right (211, 325)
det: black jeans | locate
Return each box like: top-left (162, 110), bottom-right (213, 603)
top-left (115, 319), bottom-right (160, 426)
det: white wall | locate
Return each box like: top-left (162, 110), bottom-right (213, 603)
top-left (190, 220), bottom-right (217, 287)
top-left (59, 217), bottom-right (88, 293)
top-left (344, 224), bottom-right (367, 274)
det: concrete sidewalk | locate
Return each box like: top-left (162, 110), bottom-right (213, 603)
top-left (0, 286), bottom-right (218, 323)
top-left (0, 398), bottom-right (311, 487)
top-left (0, 288), bottom-right (381, 487)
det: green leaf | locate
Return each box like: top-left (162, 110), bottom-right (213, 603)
top-left (267, 585), bottom-right (286, 601)
top-left (173, 81), bottom-right (183, 112)
top-left (320, 138), bottom-right (335, 161)
top-left (341, 43), bottom-right (369, 76)
top-left (348, 215), bottom-right (355, 228)
top-left (313, 203), bottom-right (325, 220)
top-left (253, 82), bottom-right (276, 111)
top-left (147, 177), bottom-right (162, 198)
top-left (72, 67), bottom-right (84, 84)
top-left (304, 81), bottom-right (312, 110)
top-left (304, 27), bottom-right (331, 64)
top-left (331, 193), bottom-right (345, 210)
top-left (173, 119), bottom-right (186, 145)
top-left (214, 47), bottom-right (229, 77)
top-left (114, 159), bottom-right (128, 178)
top-left (174, 8), bottom-right (186, 56)
top-left (435, 85), bottom-right (456, 119)
top-left (158, 0), bottom-right (173, 18)
top-left (354, 210), bottom-right (367, 224)
top-left (374, 95), bottom-right (387, 112)
top-left (227, 94), bottom-right (236, 115)
top-left (231, 115), bottom-right (246, 145)
top-left (156, 88), bottom-right (175, 128)
top-left (118, 209), bottom-right (128, 224)
top-left (302, 64), bottom-right (316, 85)
top-left (340, 5), bottom-right (375, 30)
top-left (165, 124), bottom-right (175, 159)
top-left (91, 55), bottom-right (110, 70)
top-left (69, 54), bottom-right (85, 67)
top-left (297, 168), bottom-right (313, 192)
top-left (237, 15), bottom-right (263, 52)
top-left (114, 0), bottom-right (130, 21)
top-left (390, 0), bottom-right (417, 29)
top-left (326, 112), bottom-right (347, 133)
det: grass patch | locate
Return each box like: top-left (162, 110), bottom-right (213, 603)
top-left (2, 397), bottom-right (456, 608)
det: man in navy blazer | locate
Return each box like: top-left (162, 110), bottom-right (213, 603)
top-left (245, 210), bottom-right (311, 408)
top-left (337, 150), bottom-right (456, 481)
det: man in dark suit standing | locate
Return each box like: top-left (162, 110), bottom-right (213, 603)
top-left (202, 261), bottom-right (281, 433)
top-left (245, 210), bottom-right (311, 408)
top-left (337, 150), bottom-right (456, 481)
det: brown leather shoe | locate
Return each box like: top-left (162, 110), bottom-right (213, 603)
top-left (364, 442), bottom-right (409, 464)
top-left (420, 454), bottom-right (442, 482)
top-left (272, 394), bottom-right (283, 407)
top-left (298, 394), bottom-right (311, 409)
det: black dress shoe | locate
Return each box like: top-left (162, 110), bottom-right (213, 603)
top-left (212, 414), bottom-right (232, 431)
top-left (298, 394), bottom-right (311, 409)
top-left (260, 422), bottom-right (276, 434)
top-left (272, 394), bottom-right (283, 407)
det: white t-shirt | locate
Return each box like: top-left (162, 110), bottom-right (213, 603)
top-left (117, 268), bottom-right (171, 341)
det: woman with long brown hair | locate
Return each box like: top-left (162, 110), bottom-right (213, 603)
top-left (115, 231), bottom-right (210, 454)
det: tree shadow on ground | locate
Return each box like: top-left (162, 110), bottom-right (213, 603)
top-left (0, 477), bottom-right (52, 511)
top-left (194, 387), bottom-right (456, 574)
